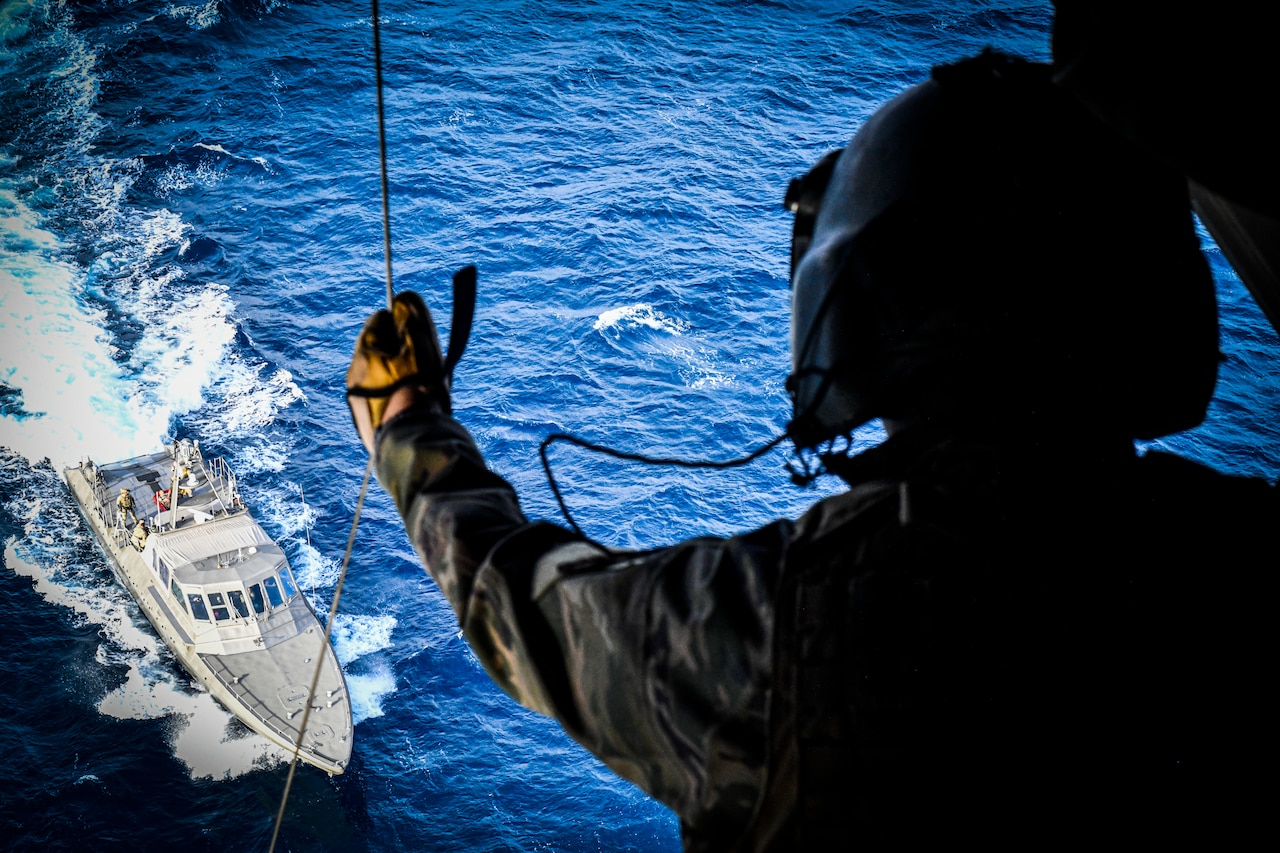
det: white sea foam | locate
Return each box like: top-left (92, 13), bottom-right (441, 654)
top-left (4, 541), bottom-right (285, 781)
top-left (330, 612), bottom-right (397, 724)
top-left (166, 2), bottom-right (223, 31)
top-left (96, 657), bottom-right (289, 780)
top-left (167, 691), bottom-right (288, 780)
top-left (346, 663), bottom-right (397, 724)
top-left (34, 5), bottom-right (104, 161)
top-left (590, 303), bottom-right (735, 389)
top-left (0, 189), bottom-right (302, 473)
top-left (209, 363), bottom-right (306, 435)
top-left (193, 142), bottom-right (232, 157)
top-left (593, 302), bottom-right (690, 335)
top-left (290, 539), bottom-right (341, 591)
top-left (331, 612), bottom-right (396, 665)
top-left (668, 342), bottom-right (737, 390)
top-left (0, 216), bottom-right (164, 468)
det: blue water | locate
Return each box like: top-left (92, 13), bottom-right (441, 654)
top-left (2, 1), bottom-right (1277, 850)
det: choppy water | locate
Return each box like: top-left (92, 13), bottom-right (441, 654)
top-left (2, 1), bottom-right (1276, 850)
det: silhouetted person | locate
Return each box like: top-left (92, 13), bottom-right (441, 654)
top-left (348, 48), bottom-right (1276, 851)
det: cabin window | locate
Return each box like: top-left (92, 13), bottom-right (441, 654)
top-left (208, 592), bottom-right (230, 622)
top-left (171, 579), bottom-right (187, 612)
top-left (159, 564), bottom-right (169, 588)
top-left (278, 569), bottom-right (297, 600)
top-left (263, 576), bottom-right (284, 608)
top-left (228, 590), bottom-right (250, 618)
top-left (189, 594), bottom-right (210, 621)
top-left (248, 583), bottom-right (266, 614)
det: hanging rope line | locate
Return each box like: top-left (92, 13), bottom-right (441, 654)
top-left (269, 2), bottom-right (394, 849)
top-left (268, 462), bottom-right (372, 852)
top-left (371, 0), bottom-right (396, 308)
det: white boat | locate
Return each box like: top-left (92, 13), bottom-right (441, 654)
top-left (63, 438), bottom-right (353, 775)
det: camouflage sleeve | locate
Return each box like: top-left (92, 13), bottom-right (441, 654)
top-left (373, 404), bottom-right (792, 834)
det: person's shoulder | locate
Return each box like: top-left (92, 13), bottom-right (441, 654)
top-left (1135, 449), bottom-right (1278, 531)
top-left (793, 479), bottom-right (901, 545)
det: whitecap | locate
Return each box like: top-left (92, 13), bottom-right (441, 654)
top-left (166, 2), bottom-right (223, 31)
top-left (667, 343), bottom-right (737, 390)
top-left (331, 612), bottom-right (396, 666)
top-left (593, 302), bottom-right (690, 335)
top-left (346, 662), bottom-right (397, 725)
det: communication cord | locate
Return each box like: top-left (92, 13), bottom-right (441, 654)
top-left (268, 1), bottom-right (394, 848)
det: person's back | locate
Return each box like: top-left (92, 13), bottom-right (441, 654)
top-left (753, 431), bottom-right (1275, 848)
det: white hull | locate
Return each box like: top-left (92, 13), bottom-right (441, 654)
top-left (64, 442), bottom-right (352, 775)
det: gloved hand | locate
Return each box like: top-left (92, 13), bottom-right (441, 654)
top-left (346, 291), bottom-right (448, 453)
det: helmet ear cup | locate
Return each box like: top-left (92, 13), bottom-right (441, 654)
top-left (785, 149), bottom-right (844, 283)
top-left (787, 207), bottom-right (915, 448)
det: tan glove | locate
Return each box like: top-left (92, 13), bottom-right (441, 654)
top-left (346, 291), bottom-right (448, 453)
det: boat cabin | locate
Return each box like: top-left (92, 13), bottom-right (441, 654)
top-left (138, 512), bottom-right (310, 654)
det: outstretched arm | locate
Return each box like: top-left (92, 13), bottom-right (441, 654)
top-left (350, 296), bottom-right (788, 835)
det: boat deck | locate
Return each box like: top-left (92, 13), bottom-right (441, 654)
top-left (85, 442), bottom-right (243, 547)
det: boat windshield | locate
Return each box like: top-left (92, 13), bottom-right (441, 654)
top-left (248, 583), bottom-right (266, 614)
top-left (279, 568), bottom-right (298, 599)
top-left (228, 589), bottom-right (249, 618)
top-left (182, 577), bottom-right (298, 623)
top-left (208, 592), bottom-right (231, 622)
top-left (263, 576), bottom-right (283, 608)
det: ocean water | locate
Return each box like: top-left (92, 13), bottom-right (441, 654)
top-left (2, 1), bottom-right (1277, 851)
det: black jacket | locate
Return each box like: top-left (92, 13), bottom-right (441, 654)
top-left (376, 409), bottom-right (1277, 849)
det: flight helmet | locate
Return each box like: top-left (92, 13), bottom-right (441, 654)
top-left (785, 51), bottom-right (1219, 451)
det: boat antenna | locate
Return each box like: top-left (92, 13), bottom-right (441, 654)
top-left (300, 483), bottom-right (315, 597)
top-left (269, 1), bottom-right (395, 847)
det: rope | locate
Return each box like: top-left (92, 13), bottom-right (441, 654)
top-left (269, 1), bottom-right (394, 847)
top-left (372, 0), bottom-right (395, 307)
top-left (268, 459), bottom-right (371, 852)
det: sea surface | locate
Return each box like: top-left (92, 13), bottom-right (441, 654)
top-left (2, 1), bottom-right (1277, 851)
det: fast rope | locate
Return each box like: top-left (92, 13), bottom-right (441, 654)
top-left (268, 2), bottom-right (394, 849)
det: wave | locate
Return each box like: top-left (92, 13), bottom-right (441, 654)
top-left (330, 613), bottom-right (398, 725)
top-left (1, 463), bottom-right (288, 780)
top-left (592, 302), bottom-right (738, 390)
top-left (593, 302), bottom-right (690, 335)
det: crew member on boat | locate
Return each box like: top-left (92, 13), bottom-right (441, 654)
top-left (117, 487), bottom-right (138, 526)
top-left (155, 486), bottom-right (171, 512)
top-left (177, 465), bottom-right (195, 498)
top-left (131, 519), bottom-right (149, 551)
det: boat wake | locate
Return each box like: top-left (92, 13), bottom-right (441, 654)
top-left (1, 463), bottom-right (285, 779)
top-left (0, 0), bottom-right (382, 784)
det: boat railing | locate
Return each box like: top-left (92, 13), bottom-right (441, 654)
top-left (78, 460), bottom-right (130, 545)
top-left (202, 456), bottom-right (244, 515)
